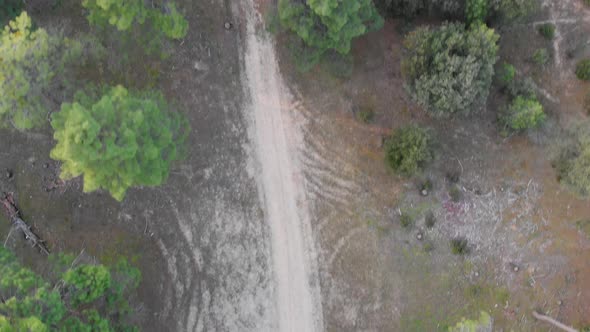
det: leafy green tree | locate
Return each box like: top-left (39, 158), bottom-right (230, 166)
top-left (278, 0), bottom-right (383, 70)
top-left (553, 121), bottom-right (590, 197)
top-left (576, 59), bottom-right (590, 81)
top-left (402, 23), bottom-right (499, 116)
top-left (376, 0), bottom-right (463, 18)
top-left (385, 125), bottom-right (434, 176)
top-left (0, 247), bottom-right (140, 331)
top-left (82, 0), bottom-right (188, 40)
top-left (50, 85), bottom-right (188, 201)
top-left (500, 96), bottom-right (545, 131)
top-left (0, 12), bottom-right (85, 130)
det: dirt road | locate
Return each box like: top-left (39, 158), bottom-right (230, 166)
top-left (241, 2), bottom-right (323, 332)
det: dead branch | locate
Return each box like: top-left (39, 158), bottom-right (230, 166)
top-left (1, 192), bottom-right (50, 255)
top-left (532, 311), bottom-right (578, 332)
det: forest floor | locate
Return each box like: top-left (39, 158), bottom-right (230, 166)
top-left (269, 0), bottom-right (590, 330)
top-left (0, 0), bottom-right (589, 331)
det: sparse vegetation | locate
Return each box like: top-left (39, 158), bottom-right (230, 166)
top-left (537, 23), bottom-right (555, 40)
top-left (576, 59), bottom-right (590, 81)
top-left (451, 237), bottom-right (469, 255)
top-left (402, 23), bottom-right (499, 116)
top-left (385, 125), bottom-right (434, 176)
top-left (50, 85), bottom-right (188, 201)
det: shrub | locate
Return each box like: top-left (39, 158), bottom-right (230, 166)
top-left (385, 125), bottom-right (434, 176)
top-left (537, 23), bottom-right (555, 39)
top-left (489, 0), bottom-right (536, 20)
top-left (576, 59), bottom-right (590, 80)
top-left (425, 211), bottom-right (436, 228)
top-left (0, 12), bottom-right (86, 130)
top-left (500, 96), bottom-right (545, 131)
top-left (400, 213), bottom-right (413, 228)
top-left (507, 76), bottom-right (536, 99)
top-left (466, 0), bottom-right (488, 24)
top-left (450, 237), bottom-right (469, 254)
top-left (402, 23), bottom-right (499, 116)
top-left (50, 85), bottom-right (188, 201)
top-left (278, 0), bottom-right (383, 70)
top-left (82, 0), bottom-right (188, 39)
top-left (497, 62), bottom-right (516, 87)
top-left (449, 185), bottom-right (463, 202)
top-left (449, 312), bottom-right (492, 331)
top-left (532, 48), bottom-right (550, 66)
top-left (584, 91), bottom-right (590, 114)
top-left (356, 108), bottom-right (375, 123)
top-left (552, 121), bottom-right (590, 196)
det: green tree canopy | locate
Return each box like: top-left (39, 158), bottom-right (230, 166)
top-left (0, 247), bottom-right (140, 331)
top-left (82, 0), bottom-right (188, 40)
top-left (0, 12), bottom-right (84, 130)
top-left (50, 85), bottom-right (188, 201)
top-left (278, 0), bottom-right (384, 70)
top-left (402, 23), bottom-right (499, 116)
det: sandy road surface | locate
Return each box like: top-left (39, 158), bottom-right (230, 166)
top-left (241, 2), bottom-right (324, 332)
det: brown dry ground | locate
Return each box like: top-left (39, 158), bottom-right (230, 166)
top-left (271, 1), bottom-right (590, 331)
top-left (0, 1), bottom-right (273, 331)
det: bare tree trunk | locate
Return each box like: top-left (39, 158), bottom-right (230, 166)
top-left (532, 311), bottom-right (578, 332)
top-left (1, 192), bottom-right (50, 256)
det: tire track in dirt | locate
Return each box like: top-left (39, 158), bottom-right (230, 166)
top-left (241, 3), bottom-right (324, 331)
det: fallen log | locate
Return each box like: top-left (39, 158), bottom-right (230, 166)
top-left (1, 192), bottom-right (49, 255)
top-left (532, 311), bottom-right (578, 332)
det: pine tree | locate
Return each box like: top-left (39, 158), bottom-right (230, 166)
top-left (0, 12), bottom-right (83, 130)
top-left (0, 247), bottom-right (140, 331)
top-left (279, 0), bottom-right (384, 70)
top-left (50, 86), bottom-right (188, 201)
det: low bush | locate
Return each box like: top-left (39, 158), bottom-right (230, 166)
top-left (400, 213), bottom-right (413, 228)
top-left (500, 96), bottom-right (545, 131)
top-left (576, 59), bottom-right (590, 80)
top-left (449, 185), bottom-right (463, 202)
top-left (425, 211), bottom-right (436, 228)
top-left (537, 23), bottom-right (555, 40)
top-left (385, 125), bottom-right (434, 176)
top-left (450, 237), bottom-right (469, 255)
top-left (552, 120), bottom-right (590, 196)
top-left (497, 62), bottom-right (516, 88)
top-left (532, 48), bottom-right (550, 66)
